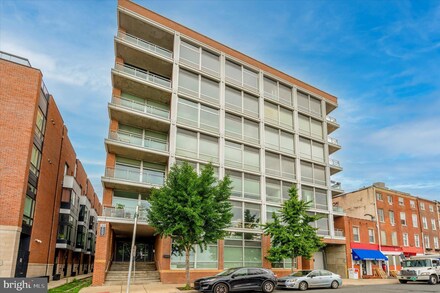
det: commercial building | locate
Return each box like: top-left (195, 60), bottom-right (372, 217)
top-left (94, 0), bottom-right (344, 285)
top-left (0, 52), bottom-right (102, 280)
top-left (334, 182), bottom-right (440, 278)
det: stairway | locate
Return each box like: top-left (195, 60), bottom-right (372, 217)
top-left (104, 261), bottom-right (160, 285)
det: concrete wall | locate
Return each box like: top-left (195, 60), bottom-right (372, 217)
top-left (325, 244), bottom-right (347, 278)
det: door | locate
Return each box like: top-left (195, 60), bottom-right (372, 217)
top-left (15, 250), bottom-right (29, 277)
top-left (229, 268), bottom-right (251, 290)
top-left (247, 268), bottom-right (266, 288)
top-left (307, 270), bottom-right (322, 288)
top-left (319, 270), bottom-right (334, 287)
top-left (366, 261), bottom-right (373, 275)
top-left (313, 251), bottom-right (325, 269)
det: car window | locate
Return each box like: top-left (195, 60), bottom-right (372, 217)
top-left (233, 268), bottom-right (248, 277)
top-left (308, 270), bottom-right (320, 277)
top-left (320, 270), bottom-right (332, 276)
top-left (248, 268), bottom-right (265, 275)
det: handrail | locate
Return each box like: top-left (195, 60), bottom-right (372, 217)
top-left (114, 63), bottom-right (171, 88)
top-left (331, 180), bottom-right (342, 190)
top-left (117, 31), bottom-right (172, 59)
top-left (326, 115), bottom-right (338, 124)
top-left (111, 96), bottom-right (170, 119)
top-left (108, 130), bottom-right (169, 152)
top-left (329, 159), bottom-right (341, 167)
top-left (327, 137), bottom-right (340, 146)
top-left (105, 166), bottom-right (165, 186)
top-left (0, 51), bottom-right (31, 66)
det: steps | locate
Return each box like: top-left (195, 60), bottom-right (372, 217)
top-left (104, 262), bottom-right (160, 285)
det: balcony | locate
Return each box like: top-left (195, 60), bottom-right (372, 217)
top-left (329, 158), bottom-right (343, 175)
top-left (63, 176), bottom-right (82, 198)
top-left (331, 180), bottom-right (344, 196)
top-left (105, 130), bottom-right (169, 163)
top-left (117, 31), bottom-right (172, 59)
top-left (327, 136), bottom-right (341, 154)
top-left (334, 229), bottom-right (344, 237)
top-left (326, 115), bottom-right (339, 134)
top-left (101, 206), bottom-right (149, 224)
top-left (115, 63), bottom-right (171, 88)
top-left (102, 166), bottom-right (164, 192)
top-left (109, 96), bottom-right (170, 132)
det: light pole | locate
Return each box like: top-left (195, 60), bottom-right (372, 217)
top-left (126, 205), bottom-right (139, 293)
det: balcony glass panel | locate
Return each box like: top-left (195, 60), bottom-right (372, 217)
top-left (118, 31), bottom-right (172, 59)
top-left (116, 63), bottom-right (171, 88)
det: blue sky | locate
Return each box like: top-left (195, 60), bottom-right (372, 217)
top-left (1, 0), bottom-right (439, 200)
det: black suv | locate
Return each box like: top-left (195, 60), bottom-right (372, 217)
top-left (194, 267), bottom-right (276, 293)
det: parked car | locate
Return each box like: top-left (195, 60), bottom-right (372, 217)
top-left (194, 267), bottom-right (277, 293)
top-left (277, 269), bottom-right (342, 291)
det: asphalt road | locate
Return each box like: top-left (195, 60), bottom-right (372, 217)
top-left (274, 283), bottom-right (440, 292)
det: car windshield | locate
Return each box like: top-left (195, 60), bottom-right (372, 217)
top-left (216, 268), bottom-right (238, 276)
top-left (402, 259), bottom-right (432, 268)
top-left (289, 270), bottom-right (312, 277)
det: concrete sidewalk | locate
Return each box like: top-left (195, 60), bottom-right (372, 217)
top-left (48, 273), bottom-right (93, 289)
top-left (79, 278), bottom-right (399, 293)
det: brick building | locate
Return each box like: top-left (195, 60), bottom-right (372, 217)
top-left (93, 0), bottom-right (345, 285)
top-left (0, 52), bottom-right (102, 280)
top-left (334, 182), bottom-right (440, 278)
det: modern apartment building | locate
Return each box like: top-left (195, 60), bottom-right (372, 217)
top-left (334, 182), bottom-right (440, 278)
top-left (94, 0), bottom-right (344, 285)
top-left (0, 52), bottom-right (102, 280)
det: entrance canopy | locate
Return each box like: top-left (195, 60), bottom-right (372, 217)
top-left (352, 249), bottom-right (388, 261)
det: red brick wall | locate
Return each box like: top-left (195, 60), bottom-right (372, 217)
top-left (0, 60), bottom-right (41, 227)
top-left (417, 197), bottom-right (440, 252)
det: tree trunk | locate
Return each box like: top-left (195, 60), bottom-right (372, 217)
top-left (291, 256), bottom-right (295, 273)
top-left (185, 247), bottom-right (190, 288)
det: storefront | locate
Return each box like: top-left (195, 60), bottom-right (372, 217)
top-left (352, 248), bottom-right (388, 278)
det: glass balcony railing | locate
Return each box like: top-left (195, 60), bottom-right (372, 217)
top-left (105, 167), bottom-right (165, 187)
top-left (111, 96), bottom-right (170, 119)
top-left (327, 137), bottom-right (340, 146)
top-left (333, 206), bottom-right (344, 213)
top-left (117, 31), bottom-right (172, 59)
top-left (0, 51), bottom-right (31, 66)
top-left (114, 63), bottom-right (171, 88)
top-left (334, 229), bottom-right (344, 237)
top-left (102, 206), bottom-right (149, 222)
top-left (329, 159), bottom-right (341, 168)
top-left (326, 116), bottom-right (338, 124)
top-left (331, 180), bottom-right (342, 190)
top-left (108, 130), bottom-right (168, 152)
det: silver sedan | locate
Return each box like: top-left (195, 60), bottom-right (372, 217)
top-left (277, 270), bottom-right (342, 291)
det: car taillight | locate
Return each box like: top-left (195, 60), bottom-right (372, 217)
top-left (274, 274), bottom-right (278, 278)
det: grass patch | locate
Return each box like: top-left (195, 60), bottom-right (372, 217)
top-left (49, 278), bottom-right (92, 293)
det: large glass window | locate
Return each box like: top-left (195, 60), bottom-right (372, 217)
top-left (177, 98), bottom-right (219, 133)
top-left (298, 92), bottom-right (322, 117)
top-left (266, 152), bottom-right (295, 180)
top-left (29, 144), bottom-right (42, 177)
top-left (309, 213), bottom-right (329, 236)
top-left (225, 113), bottom-right (259, 143)
top-left (179, 69), bottom-right (199, 96)
top-left (35, 108), bottom-right (46, 139)
top-left (266, 179), bottom-right (295, 205)
top-left (265, 126), bottom-right (294, 155)
top-left (266, 206), bottom-right (281, 223)
top-left (225, 60), bottom-right (242, 83)
top-left (201, 50), bottom-right (220, 75)
top-left (171, 241), bottom-right (218, 269)
top-left (230, 201), bottom-right (261, 229)
top-left (224, 233), bottom-right (262, 268)
top-left (299, 138), bottom-right (324, 162)
top-left (176, 129), bottom-right (218, 163)
top-left (300, 161), bottom-right (326, 186)
top-left (200, 77), bottom-right (219, 104)
top-left (225, 60), bottom-right (259, 90)
top-left (263, 76), bottom-right (292, 106)
top-left (301, 186), bottom-right (328, 210)
top-left (225, 87), bottom-right (260, 117)
top-left (23, 195), bottom-right (35, 226)
top-left (225, 171), bottom-right (261, 200)
top-left (264, 102), bottom-right (293, 130)
top-left (180, 41), bottom-right (200, 67)
top-left (299, 114), bottom-right (323, 139)
top-left (225, 141), bottom-right (259, 172)
top-left (178, 69), bottom-right (219, 104)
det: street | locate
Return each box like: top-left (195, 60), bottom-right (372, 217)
top-left (274, 283), bottom-right (440, 292)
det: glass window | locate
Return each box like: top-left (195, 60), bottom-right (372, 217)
top-left (224, 233), bottom-right (261, 268)
top-left (244, 93), bottom-right (259, 117)
top-left (35, 108), bottom-right (46, 139)
top-left (225, 141), bottom-right (242, 169)
top-left (314, 165), bottom-right (326, 186)
top-left (200, 77), bottom-right (219, 104)
top-left (381, 231), bottom-right (387, 245)
top-left (177, 98), bottom-right (198, 127)
top-left (279, 108), bottom-right (293, 129)
top-left (266, 152), bottom-right (280, 177)
top-left (225, 113), bottom-right (242, 139)
top-left (225, 86), bottom-right (242, 112)
top-left (412, 214), bottom-right (418, 227)
top-left (266, 179), bottom-right (281, 204)
top-left (30, 145), bottom-right (42, 176)
top-left (179, 69), bottom-right (199, 96)
top-left (243, 174), bottom-right (260, 200)
top-left (353, 227), bottom-right (360, 242)
top-left (243, 68), bottom-right (259, 89)
top-left (280, 131), bottom-right (294, 154)
top-left (297, 92), bottom-right (309, 111)
top-left (264, 102), bottom-right (278, 123)
top-left (311, 119), bottom-right (323, 139)
top-left (316, 214), bottom-right (329, 235)
top-left (302, 186), bottom-right (314, 204)
top-left (23, 195), bottom-right (35, 226)
top-left (199, 134), bottom-right (218, 163)
top-left (315, 189), bottom-right (327, 210)
top-left (400, 212), bottom-right (407, 226)
top-left (312, 142), bottom-right (324, 162)
top-left (298, 92), bottom-right (322, 117)
top-left (281, 157), bottom-right (295, 179)
top-left (299, 138), bottom-right (312, 159)
top-left (243, 120), bottom-right (259, 143)
top-left (415, 235), bottom-right (420, 247)
top-left (176, 129), bottom-right (198, 159)
top-left (403, 233), bottom-right (409, 247)
top-left (378, 209), bottom-right (385, 222)
top-left (225, 60), bottom-right (242, 83)
top-left (265, 126), bottom-right (279, 151)
top-left (310, 97), bottom-right (322, 116)
top-left (368, 229), bottom-right (375, 243)
top-left (279, 84), bottom-right (292, 106)
top-left (200, 105), bottom-right (219, 132)
top-left (390, 211), bottom-right (395, 225)
top-left (244, 203), bottom-right (261, 229)
top-left (171, 241), bottom-right (218, 269)
top-left (264, 77), bottom-right (277, 99)
top-left (180, 41), bottom-right (200, 67)
top-left (300, 162), bottom-right (313, 184)
top-left (266, 205), bottom-right (281, 223)
top-left (201, 50), bottom-right (220, 75)
top-left (243, 146), bottom-right (259, 172)
top-left (227, 170), bottom-right (242, 198)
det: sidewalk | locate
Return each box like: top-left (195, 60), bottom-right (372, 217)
top-left (80, 279), bottom-right (400, 293)
top-left (342, 278), bottom-right (399, 286)
top-left (48, 273), bottom-right (93, 290)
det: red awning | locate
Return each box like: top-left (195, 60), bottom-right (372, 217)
top-left (402, 246), bottom-right (423, 256)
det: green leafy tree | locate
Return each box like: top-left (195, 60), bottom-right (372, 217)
top-left (148, 162), bottom-right (233, 289)
top-left (263, 186), bottom-right (324, 271)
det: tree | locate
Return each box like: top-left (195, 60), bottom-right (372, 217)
top-left (263, 186), bottom-right (324, 271)
top-left (148, 162), bottom-right (233, 289)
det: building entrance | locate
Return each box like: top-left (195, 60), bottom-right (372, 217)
top-left (114, 237), bottom-right (155, 262)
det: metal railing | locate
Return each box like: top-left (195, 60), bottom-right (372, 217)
top-left (333, 206), bottom-right (344, 213)
top-left (108, 130), bottom-right (168, 152)
top-left (0, 51), bottom-right (31, 66)
top-left (329, 159), bottom-right (341, 167)
top-left (117, 31), bottom-right (172, 59)
top-left (105, 167), bottom-right (165, 187)
top-left (331, 180), bottom-right (342, 190)
top-left (326, 116), bottom-right (338, 124)
top-left (112, 95), bottom-right (170, 119)
top-left (327, 137), bottom-right (340, 146)
top-left (334, 229), bottom-right (344, 237)
top-left (102, 206), bottom-right (149, 222)
top-left (114, 63), bottom-right (171, 88)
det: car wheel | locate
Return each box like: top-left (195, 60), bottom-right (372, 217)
top-left (398, 280), bottom-right (407, 284)
top-left (299, 281), bottom-right (308, 291)
top-left (428, 274), bottom-right (438, 285)
top-left (330, 280), bottom-right (339, 289)
top-left (214, 283), bottom-right (229, 293)
top-left (262, 281), bottom-right (275, 293)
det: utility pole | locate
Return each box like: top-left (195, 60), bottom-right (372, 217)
top-left (126, 205), bottom-right (139, 293)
